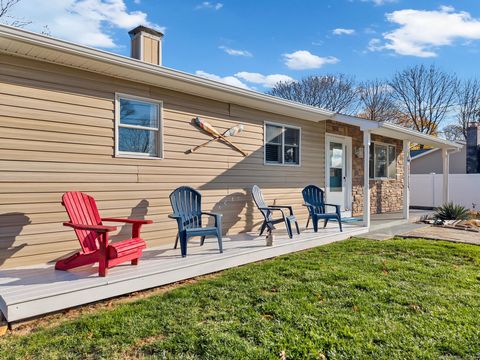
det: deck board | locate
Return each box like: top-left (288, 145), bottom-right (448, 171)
top-left (0, 224), bottom-right (367, 322)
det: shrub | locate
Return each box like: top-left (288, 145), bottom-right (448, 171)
top-left (434, 202), bottom-right (471, 221)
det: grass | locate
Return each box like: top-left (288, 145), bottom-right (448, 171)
top-left (1, 238), bottom-right (479, 359)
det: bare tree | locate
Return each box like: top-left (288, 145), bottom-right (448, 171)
top-left (268, 74), bottom-right (359, 114)
top-left (441, 124), bottom-right (464, 142)
top-left (388, 65), bottom-right (458, 136)
top-left (357, 79), bottom-right (398, 122)
top-left (0, 0), bottom-right (30, 27)
top-left (0, 0), bottom-right (18, 18)
top-left (456, 78), bottom-right (480, 140)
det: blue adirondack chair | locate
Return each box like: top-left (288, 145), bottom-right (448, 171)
top-left (169, 186), bottom-right (223, 257)
top-left (251, 185), bottom-right (300, 239)
top-left (302, 185), bottom-right (342, 232)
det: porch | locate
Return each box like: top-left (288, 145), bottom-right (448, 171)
top-left (0, 222), bottom-right (368, 323)
top-left (330, 115), bottom-right (462, 228)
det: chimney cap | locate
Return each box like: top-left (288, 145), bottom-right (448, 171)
top-left (129, 25), bottom-right (164, 39)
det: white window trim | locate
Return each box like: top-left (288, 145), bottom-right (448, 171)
top-left (370, 141), bottom-right (396, 180)
top-left (114, 92), bottom-right (164, 160)
top-left (263, 121), bottom-right (301, 167)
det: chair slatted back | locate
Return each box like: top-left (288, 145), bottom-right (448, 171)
top-left (302, 185), bottom-right (326, 215)
top-left (169, 186), bottom-right (203, 230)
top-left (62, 191), bottom-right (102, 253)
top-left (251, 185), bottom-right (272, 221)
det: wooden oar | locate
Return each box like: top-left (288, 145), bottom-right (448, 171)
top-left (194, 117), bottom-right (248, 156)
top-left (188, 124), bottom-right (244, 153)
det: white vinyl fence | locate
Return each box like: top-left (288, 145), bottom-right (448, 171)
top-left (410, 173), bottom-right (480, 210)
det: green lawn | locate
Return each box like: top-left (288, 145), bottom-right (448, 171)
top-left (1, 238), bottom-right (479, 359)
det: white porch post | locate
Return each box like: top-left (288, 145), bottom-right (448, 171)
top-left (442, 148), bottom-right (450, 204)
top-left (363, 130), bottom-right (371, 227)
top-left (403, 140), bottom-right (410, 220)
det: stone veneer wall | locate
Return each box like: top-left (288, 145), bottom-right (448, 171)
top-left (325, 121), bottom-right (404, 216)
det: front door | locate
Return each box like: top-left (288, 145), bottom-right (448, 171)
top-left (325, 135), bottom-right (352, 217)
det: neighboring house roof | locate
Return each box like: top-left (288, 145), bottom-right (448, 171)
top-left (411, 140), bottom-right (465, 160)
top-left (411, 148), bottom-right (438, 160)
top-left (0, 25), bottom-right (462, 150)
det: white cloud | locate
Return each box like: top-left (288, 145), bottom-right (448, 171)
top-left (332, 28), bottom-right (355, 35)
top-left (235, 72), bottom-right (294, 88)
top-left (283, 50), bottom-right (339, 70)
top-left (361, 0), bottom-right (397, 6)
top-left (195, 70), bottom-right (294, 89)
top-left (367, 38), bottom-right (384, 52)
top-left (380, 6), bottom-right (480, 57)
top-left (195, 70), bottom-right (250, 89)
top-left (219, 46), bottom-right (252, 57)
top-left (196, 2), bottom-right (223, 10)
top-left (5, 0), bottom-right (163, 48)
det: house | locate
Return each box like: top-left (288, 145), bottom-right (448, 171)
top-left (411, 122), bottom-right (480, 174)
top-left (0, 24), bottom-right (461, 269)
top-left (409, 123), bottom-right (479, 209)
top-left (411, 142), bottom-right (467, 174)
top-left (0, 25), bottom-right (462, 322)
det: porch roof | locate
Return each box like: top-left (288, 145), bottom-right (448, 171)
top-left (334, 114), bottom-right (462, 150)
top-left (0, 25), bottom-right (461, 151)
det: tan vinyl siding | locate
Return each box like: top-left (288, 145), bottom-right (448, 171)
top-left (0, 54), bottom-right (325, 268)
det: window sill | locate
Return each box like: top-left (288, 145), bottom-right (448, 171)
top-left (264, 162), bottom-right (301, 167)
top-left (115, 153), bottom-right (163, 160)
top-left (369, 177), bottom-right (397, 181)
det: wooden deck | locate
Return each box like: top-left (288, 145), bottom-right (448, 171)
top-left (0, 223), bottom-right (367, 323)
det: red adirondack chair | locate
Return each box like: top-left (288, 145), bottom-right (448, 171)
top-left (55, 192), bottom-right (153, 277)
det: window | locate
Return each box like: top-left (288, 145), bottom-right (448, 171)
top-left (369, 142), bottom-right (396, 179)
top-left (265, 123), bottom-right (301, 165)
top-left (115, 94), bottom-right (162, 158)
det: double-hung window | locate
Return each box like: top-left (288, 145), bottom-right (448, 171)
top-left (369, 142), bottom-right (396, 179)
top-left (265, 122), bottom-right (301, 165)
top-left (115, 94), bottom-right (163, 158)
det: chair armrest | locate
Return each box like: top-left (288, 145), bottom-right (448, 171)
top-left (269, 205), bottom-right (293, 215)
top-left (102, 218), bottom-right (153, 225)
top-left (324, 203), bottom-right (341, 210)
top-left (258, 207), bottom-right (286, 217)
top-left (168, 214), bottom-right (185, 231)
top-left (201, 212), bottom-right (222, 218)
top-left (202, 212), bottom-right (222, 226)
top-left (324, 203), bottom-right (341, 216)
top-left (63, 222), bottom-right (117, 233)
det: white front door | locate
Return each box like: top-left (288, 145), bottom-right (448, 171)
top-left (325, 135), bottom-right (352, 217)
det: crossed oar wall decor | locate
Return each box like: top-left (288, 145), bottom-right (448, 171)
top-left (187, 117), bottom-right (248, 156)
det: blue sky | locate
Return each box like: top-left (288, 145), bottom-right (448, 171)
top-left (5, 0), bottom-right (480, 91)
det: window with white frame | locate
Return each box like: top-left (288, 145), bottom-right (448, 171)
top-left (369, 142), bottom-right (397, 179)
top-left (116, 94), bottom-right (162, 158)
top-left (265, 123), bottom-right (301, 165)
